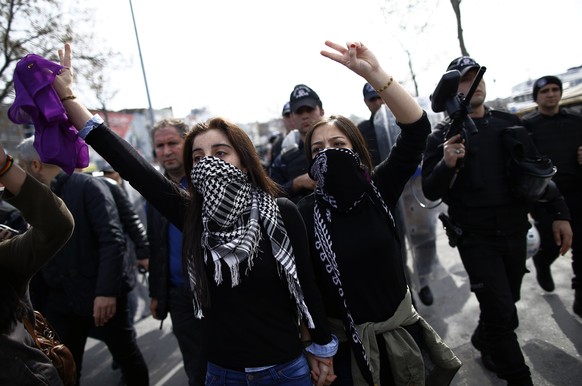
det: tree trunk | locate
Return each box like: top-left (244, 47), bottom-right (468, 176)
top-left (450, 0), bottom-right (470, 56)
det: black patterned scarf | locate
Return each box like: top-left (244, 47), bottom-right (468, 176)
top-left (310, 148), bottom-right (394, 386)
top-left (189, 156), bottom-right (314, 327)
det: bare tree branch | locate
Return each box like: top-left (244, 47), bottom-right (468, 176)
top-left (0, 0), bottom-right (123, 108)
top-left (449, 0), bottom-right (470, 56)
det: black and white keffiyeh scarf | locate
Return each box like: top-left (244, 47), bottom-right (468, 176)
top-left (310, 148), bottom-right (395, 386)
top-left (189, 156), bottom-right (314, 327)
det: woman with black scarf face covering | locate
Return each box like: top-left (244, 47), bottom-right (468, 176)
top-left (296, 41), bottom-right (462, 386)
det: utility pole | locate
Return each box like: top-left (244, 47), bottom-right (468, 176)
top-left (128, 0), bottom-right (155, 127)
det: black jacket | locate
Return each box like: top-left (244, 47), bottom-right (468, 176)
top-left (422, 108), bottom-right (570, 234)
top-left (146, 201), bottom-right (171, 320)
top-left (41, 171), bottom-right (127, 316)
top-left (269, 141), bottom-right (311, 203)
top-left (101, 177), bottom-right (149, 289)
top-left (357, 113), bottom-right (382, 166)
top-left (523, 108), bottom-right (582, 193)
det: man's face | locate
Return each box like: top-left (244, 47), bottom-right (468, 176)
top-left (282, 113), bottom-right (294, 132)
top-left (364, 96), bottom-right (385, 114)
top-left (458, 68), bottom-right (486, 109)
top-left (153, 126), bottom-right (185, 174)
top-left (536, 84), bottom-right (561, 110)
top-left (292, 105), bottom-right (324, 138)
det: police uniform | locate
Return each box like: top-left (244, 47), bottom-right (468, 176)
top-left (523, 107), bottom-right (582, 313)
top-left (422, 107), bottom-right (570, 385)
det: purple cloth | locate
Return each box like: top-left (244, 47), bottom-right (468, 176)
top-left (8, 54), bottom-right (89, 174)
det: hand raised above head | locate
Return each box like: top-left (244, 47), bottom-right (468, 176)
top-left (51, 43), bottom-right (94, 130)
top-left (320, 40), bottom-right (380, 80)
top-left (321, 40), bottom-right (422, 124)
top-left (53, 43), bottom-right (75, 99)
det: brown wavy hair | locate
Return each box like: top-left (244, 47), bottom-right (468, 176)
top-left (304, 115), bottom-right (374, 173)
top-left (181, 117), bottom-right (282, 308)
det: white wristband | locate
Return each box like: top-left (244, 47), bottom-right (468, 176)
top-left (78, 114), bottom-right (104, 139)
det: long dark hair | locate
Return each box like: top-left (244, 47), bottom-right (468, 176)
top-left (181, 117), bottom-right (282, 308)
top-left (304, 115), bottom-right (374, 172)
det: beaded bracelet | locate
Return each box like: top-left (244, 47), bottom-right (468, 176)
top-left (60, 95), bottom-right (76, 102)
top-left (375, 76), bottom-right (394, 94)
top-left (0, 155), bottom-right (14, 177)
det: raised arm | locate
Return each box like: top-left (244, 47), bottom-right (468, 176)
top-left (0, 144), bottom-right (74, 294)
top-left (0, 144), bottom-right (26, 196)
top-left (53, 44), bottom-right (92, 128)
top-left (320, 40), bottom-right (422, 124)
top-left (51, 43), bottom-right (187, 229)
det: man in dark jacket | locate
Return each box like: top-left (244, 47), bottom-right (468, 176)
top-left (357, 82), bottom-right (392, 166)
top-left (422, 57), bottom-right (572, 386)
top-left (99, 173), bottom-right (149, 325)
top-left (147, 119), bottom-right (207, 386)
top-left (269, 84), bottom-right (324, 203)
top-left (523, 75), bottom-right (582, 316)
top-left (16, 136), bottom-right (149, 386)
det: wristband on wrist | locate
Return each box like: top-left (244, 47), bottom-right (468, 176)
top-left (60, 95), bottom-right (77, 102)
top-left (304, 334), bottom-right (339, 357)
top-left (375, 76), bottom-right (394, 93)
top-left (78, 114), bottom-right (105, 139)
top-left (0, 155), bottom-right (14, 177)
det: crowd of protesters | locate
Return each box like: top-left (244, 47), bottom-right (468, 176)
top-left (0, 36), bottom-right (580, 386)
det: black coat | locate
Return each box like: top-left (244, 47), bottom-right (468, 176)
top-left (422, 108), bottom-right (570, 233)
top-left (41, 172), bottom-right (127, 316)
top-left (101, 177), bottom-right (149, 290)
top-left (269, 141), bottom-right (312, 203)
top-left (146, 202), bottom-right (171, 320)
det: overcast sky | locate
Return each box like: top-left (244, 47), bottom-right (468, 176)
top-left (80, 0), bottom-right (582, 123)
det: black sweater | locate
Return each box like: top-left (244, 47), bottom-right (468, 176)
top-left (84, 124), bottom-right (332, 368)
top-left (299, 113), bottom-right (430, 323)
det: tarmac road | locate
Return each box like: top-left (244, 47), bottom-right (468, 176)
top-left (80, 226), bottom-right (582, 386)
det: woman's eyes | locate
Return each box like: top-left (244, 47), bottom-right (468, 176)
top-left (311, 147), bottom-right (323, 155)
top-left (192, 151), bottom-right (226, 164)
top-left (311, 141), bottom-right (348, 155)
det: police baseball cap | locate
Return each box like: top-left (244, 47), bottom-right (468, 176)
top-left (282, 102), bottom-right (291, 116)
top-left (447, 56), bottom-right (480, 76)
top-left (289, 84), bottom-right (322, 113)
top-left (363, 83), bottom-right (380, 101)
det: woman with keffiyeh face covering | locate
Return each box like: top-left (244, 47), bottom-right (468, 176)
top-left (48, 43), bottom-right (339, 386)
top-left (180, 118), bottom-right (340, 385)
top-left (295, 41), bottom-right (462, 386)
